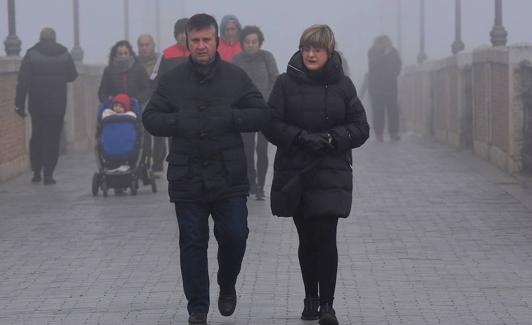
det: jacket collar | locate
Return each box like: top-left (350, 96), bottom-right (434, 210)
top-left (287, 50), bottom-right (344, 84)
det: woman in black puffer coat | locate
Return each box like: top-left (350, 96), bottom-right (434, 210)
top-left (264, 25), bottom-right (369, 325)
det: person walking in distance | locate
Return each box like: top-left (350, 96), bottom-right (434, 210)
top-left (14, 27), bottom-right (78, 185)
top-left (218, 14), bottom-right (242, 62)
top-left (137, 34), bottom-right (160, 171)
top-left (142, 13), bottom-right (270, 325)
top-left (265, 25), bottom-right (369, 325)
top-left (367, 35), bottom-right (402, 142)
top-left (233, 25), bottom-right (279, 200)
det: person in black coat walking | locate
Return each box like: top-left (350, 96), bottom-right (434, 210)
top-left (367, 35), bottom-right (402, 142)
top-left (14, 28), bottom-right (78, 185)
top-left (142, 14), bottom-right (270, 325)
top-left (265, 25), bottom-right (369, 325)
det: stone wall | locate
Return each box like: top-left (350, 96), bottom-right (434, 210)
top-left (398, 45), bottom-right (532, 174)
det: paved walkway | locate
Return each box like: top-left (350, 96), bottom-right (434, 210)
top-left (1, 136), bottom-right (532, 325)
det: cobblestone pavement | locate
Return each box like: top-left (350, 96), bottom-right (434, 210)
top-left (1, 135), bottom-right (532, 325)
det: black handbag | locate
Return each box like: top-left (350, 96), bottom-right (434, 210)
top-left (271, 158), bottom-right (322, 217)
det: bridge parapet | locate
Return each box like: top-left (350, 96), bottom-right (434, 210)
top-left (399, 44), bottom-right (532, 174)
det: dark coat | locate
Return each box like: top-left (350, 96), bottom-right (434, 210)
top-left (265, 51), bottom-right (370, 219)
top-left (142, 54), bottom-right (270, 203)
top-left (98, 59), bottom-right (150, 103)
top-left (15, 40), bottom-right (78, 116)
top-left (367, 46), bottom-right (402, 98)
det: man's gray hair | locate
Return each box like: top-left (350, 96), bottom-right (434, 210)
top-left (137, 34), bottom-right (155, 45)
top-left (40, 27), bottom-right (56, 42)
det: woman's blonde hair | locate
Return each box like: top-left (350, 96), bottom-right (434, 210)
top-left (299, 24), bottom-right (336, 55)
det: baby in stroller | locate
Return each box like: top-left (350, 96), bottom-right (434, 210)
top-left (92, 94), bottom-right (156, 196)
top-left (102, 93), bottom-right (137, 120)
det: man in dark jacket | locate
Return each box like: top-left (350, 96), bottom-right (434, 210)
top-left (15, 28), bottom-right (78, 185)
top-left (367, 35), bottom-right (402, 142)
top-left (142, 14), bottom-right (269, 325)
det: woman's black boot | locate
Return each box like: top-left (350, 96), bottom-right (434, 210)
top-left (319, 302), bottom-right (338, 325)
top-left (301, 296), bottom-right (320, 320)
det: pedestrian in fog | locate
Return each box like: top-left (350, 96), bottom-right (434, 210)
top-left (149, 18), bottom-right (189, 173)
top-left (151, 17), bottom-right (189, 82)
top-left (218, 14), bottom-right (242, 61)
top-left (265, 24), bottom-right (369, 325)
top-left (137, 34), bottom-right (159, 77)
top-left (367, 35), bottom-right (402, 142)
top-left (137, 34), bottom-right (161, 172)
top-left (142, 14), bottom-right (270, 325)
top-left (233, 25), bottom-right (279, 200)
top-left (98, 40), bottom-right (150, 105)
top-left (14, 27), bottom-right (78, 185)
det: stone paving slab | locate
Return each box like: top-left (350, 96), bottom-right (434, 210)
top-left (1, 135), bottom-right (532, 324)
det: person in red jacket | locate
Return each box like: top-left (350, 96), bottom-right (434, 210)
top-left (151, 18), bottom-right (189, 81)
top-left (218, 15), bottom-right (242, 62)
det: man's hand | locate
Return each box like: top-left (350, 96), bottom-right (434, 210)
top-left (15, 107), bottom-right (26, 118)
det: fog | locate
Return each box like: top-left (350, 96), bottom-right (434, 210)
top-left (2, 0), bottom-right (532, 83)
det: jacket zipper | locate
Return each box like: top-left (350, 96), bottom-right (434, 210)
top-left (324, 84), bottom-right (330, 126)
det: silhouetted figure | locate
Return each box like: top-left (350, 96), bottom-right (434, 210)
top-left (137, 34), bottom-right (160, 172)
top-left (14, 28), bottom-right (78, 185)
top-left (367, 35), bottom-right (402, 142)
top-left (142, 14), bottom-right (270, 325)
top-left (265, 24), bottom-right (369, 325)
top-left (233, 25), bottom-right (279, 200)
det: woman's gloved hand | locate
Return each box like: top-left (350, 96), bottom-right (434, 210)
top-left (297, 131), bottom-right (335, 155)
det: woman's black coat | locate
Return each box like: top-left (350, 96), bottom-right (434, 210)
top-left (98, 59), bottom-right (150, 103)
top-left (265, 51), bottom-right (370, 218)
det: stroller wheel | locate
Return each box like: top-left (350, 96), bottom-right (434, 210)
top-left (130, 180), bottom-right (138, 196)
top-left (92, 173), bottom-right (99, 196)
top-left (151, 178), bottom-right (157, 193)
top-left (101, 181), bottom-right (108, 197)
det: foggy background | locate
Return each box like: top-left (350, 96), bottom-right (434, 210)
top-left (2, 0), bottom-right (532, 84)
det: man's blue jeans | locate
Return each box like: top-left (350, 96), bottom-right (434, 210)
top-left (174, 196), bottom-right (249, 314)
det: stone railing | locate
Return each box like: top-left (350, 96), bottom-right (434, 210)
top-left (398, 44), bottom-right (532, 174)
top-left (0, 56), bottom-right (104, 182)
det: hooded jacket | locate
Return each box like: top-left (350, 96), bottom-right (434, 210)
top-left (265, 51), bottom-right (370, 218)
top-left (15, 40), bottom-right (78, 115)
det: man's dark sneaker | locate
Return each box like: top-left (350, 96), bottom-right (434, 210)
top-left (301, 296), bottom-right (319, 320)
top-left (31, 174), bottom-right (42, 183)
top-left (188, 311), bottom-right (207, 324)
top-left (218, 293), bottom-right (237, 316)
top-left (43, 177), bottom-right (56, 185)
top-left (319, 303), bottom-right (338, 325)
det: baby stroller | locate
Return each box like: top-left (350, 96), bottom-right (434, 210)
top-left (92, 98), bottom-right (157, 196)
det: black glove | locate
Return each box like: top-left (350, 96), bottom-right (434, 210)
top-left (297, 131), bottom-right (335, 155)
top-left (15, 107), bottom-right (26, 118)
